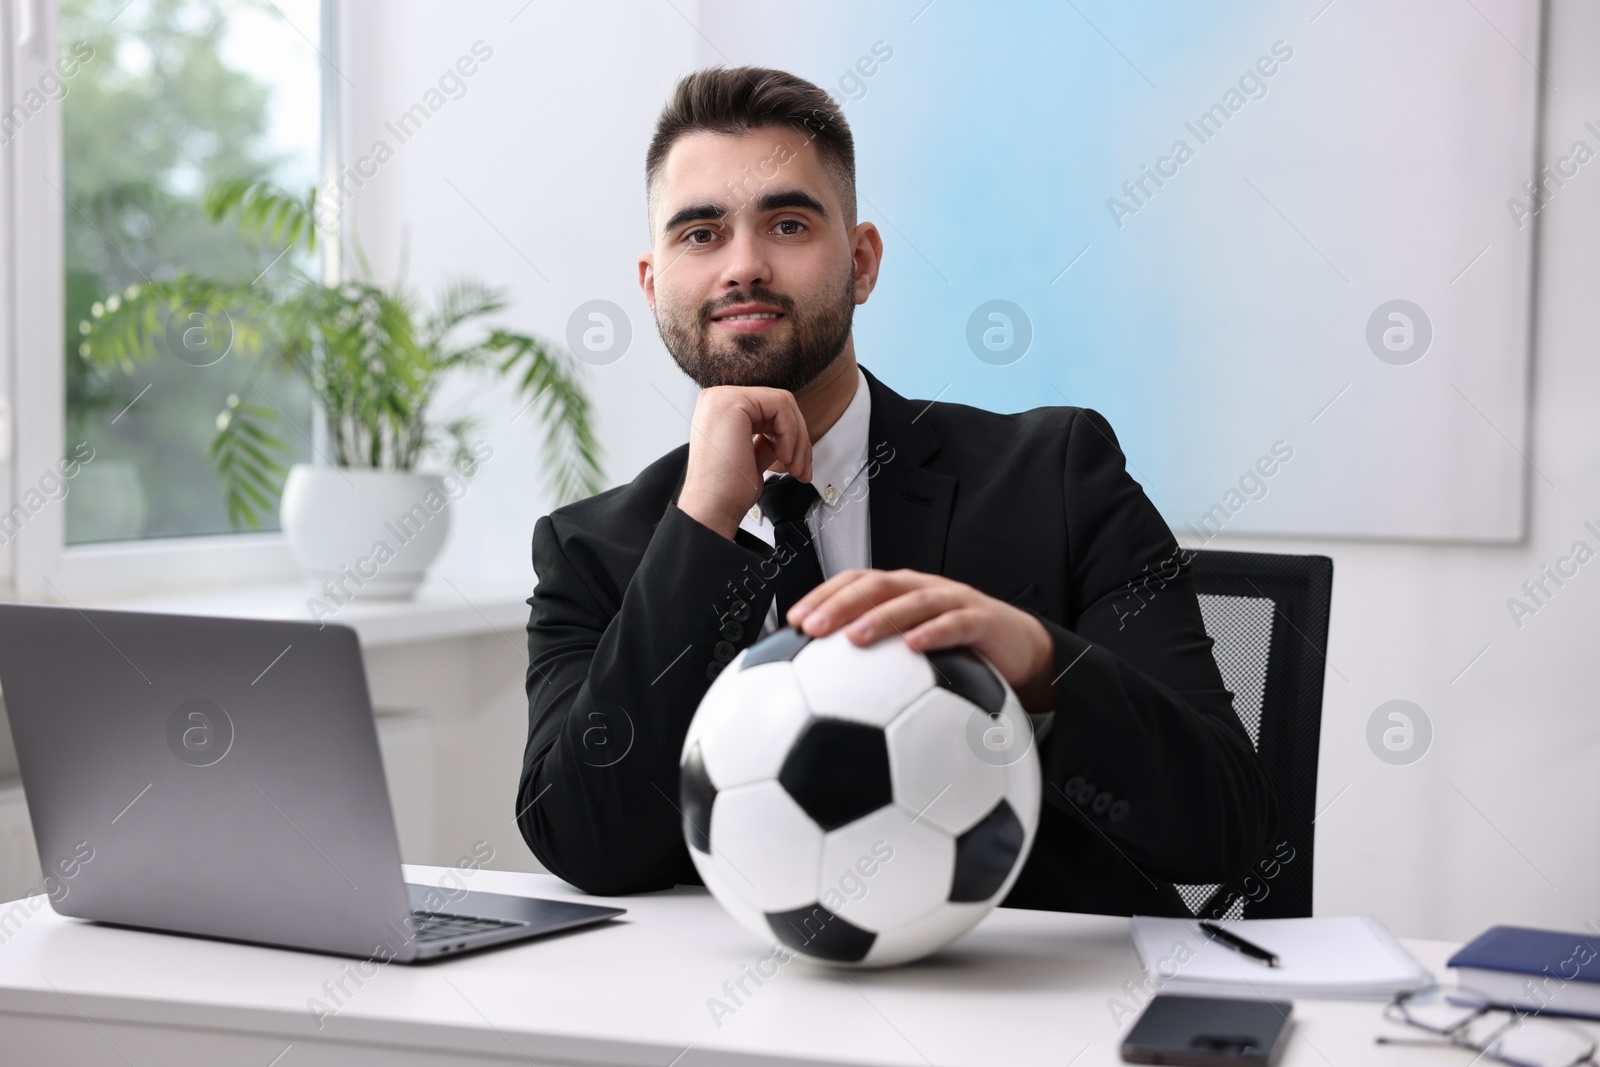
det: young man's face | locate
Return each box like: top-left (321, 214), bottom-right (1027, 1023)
top-left (639, 127), bottom-right (881, 392)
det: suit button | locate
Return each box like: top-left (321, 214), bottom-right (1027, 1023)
top-left (713, 641), bottom-right (736, 662)
top-left (721, 621), bottom-right (743, 642)
top-left (1092, 791), bottom-right (1113, 815)
top-left (1109, 800), bottom-right (1129, 822)
top-left (706, 661), bottom-right (725, 680)
top-left (730, 600), bottom-right (752, 623)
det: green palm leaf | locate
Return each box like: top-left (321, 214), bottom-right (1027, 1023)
top-left (488, 330), bottom-right (604, 505)
top-left (206, 394), bottom-right (291, 530)
top-left (203, 178), bottom-right (319, 255)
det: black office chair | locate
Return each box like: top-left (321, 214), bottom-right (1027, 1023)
top-left (1174, 549), bottom-right (1333, 921)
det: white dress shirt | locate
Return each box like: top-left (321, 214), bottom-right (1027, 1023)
top-left (738, 366), bottom-right (873, 637)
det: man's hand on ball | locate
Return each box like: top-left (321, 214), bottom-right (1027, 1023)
top-left (677, 386), bottom-right (813, 540)
top-left (786, 569), bottom-right (1059, 713)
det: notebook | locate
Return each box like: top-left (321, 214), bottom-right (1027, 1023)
top-left (1448, 926), bottom-right (1600, 1020)
top-left (1130, 915), bottom-right (1433, 1001)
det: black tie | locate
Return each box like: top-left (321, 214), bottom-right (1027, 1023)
top-left (759, 476), bottom-right (825, 625)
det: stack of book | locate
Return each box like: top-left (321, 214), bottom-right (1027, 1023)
top-left (1448, 926), bottom-right (1600, 1020)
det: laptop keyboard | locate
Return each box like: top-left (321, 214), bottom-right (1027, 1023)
top-left (410, 910), bottom-right (523, 943)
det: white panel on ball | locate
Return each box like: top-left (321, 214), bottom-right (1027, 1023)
top-left (818, 805), bottom-right (953, 933)
top-left (862, 901), bottom-right (991, 968)
top-left (709, 780), bottom-right (825, 913)
top-left (689, 847), bottom-right (770, 940)
top-left (1003, 746), bottom-right (1043, 854)
top-left (698, 672), bottom-right (812, 790)
top-left (973, 693), bottom-right (1041, 861)
top-left (791, 631), bottom-right (935, 727)
top-left (682, 649), bottom-right (749, 751)
top-left (885, 688), bottom-right (1008, 836)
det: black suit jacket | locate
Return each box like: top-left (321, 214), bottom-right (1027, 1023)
top-left (517, 367), bottom-right (1278, 916)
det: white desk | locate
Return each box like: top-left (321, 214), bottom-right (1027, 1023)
top-left (0, 864), bottom-right (1526, 1066)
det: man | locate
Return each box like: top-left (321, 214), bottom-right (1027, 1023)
top-left (516, 66), bottom-right (1277, 917)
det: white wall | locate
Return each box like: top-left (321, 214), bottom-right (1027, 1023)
top-left (1224, 0), bottom-right (1600, 941)
top-left (340, 0), bottom-right (703, 592)
top-left (342, 0), bottom-right (1600, 943)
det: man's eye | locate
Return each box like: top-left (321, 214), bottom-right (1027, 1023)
top-left (774, 219), bottom-right (806, 236)
top-left (685, 228), bottom-right (717, 244)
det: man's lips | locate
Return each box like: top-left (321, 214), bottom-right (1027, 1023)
top-left (709, 303), bottom-right (786, 334)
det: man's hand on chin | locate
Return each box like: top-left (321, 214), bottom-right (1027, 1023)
top-left (676, 385), bottom-right (813, 540)
top-left (785, 569), bottom-right (1060, 715)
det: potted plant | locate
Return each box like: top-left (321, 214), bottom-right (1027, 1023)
top-left (80, 180), bottom-right (601, 596)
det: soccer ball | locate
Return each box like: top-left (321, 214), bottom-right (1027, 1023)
top-left (679, 626), bottom-right (1041, 968)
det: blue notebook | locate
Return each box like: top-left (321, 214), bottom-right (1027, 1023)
top-left (1448, 926), bottom-right (1600, 1019)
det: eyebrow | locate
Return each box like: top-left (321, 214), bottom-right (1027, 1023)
top-left (660, 187), bottom-right (831, 236)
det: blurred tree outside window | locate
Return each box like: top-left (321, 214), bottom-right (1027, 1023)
top-left (62, 0), bottom-right (321, 543)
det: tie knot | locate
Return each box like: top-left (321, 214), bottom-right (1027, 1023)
top-left (759, 476), bottom-right (820, 524)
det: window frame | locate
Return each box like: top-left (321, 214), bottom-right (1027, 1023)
top-left (5, 0), bottom-right (340, 602)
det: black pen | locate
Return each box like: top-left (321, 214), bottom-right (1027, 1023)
top-left (1199, 921), bottom-right (1280, 968)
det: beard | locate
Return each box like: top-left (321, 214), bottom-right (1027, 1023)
top-left (655, 267), bottom-right (856, 392)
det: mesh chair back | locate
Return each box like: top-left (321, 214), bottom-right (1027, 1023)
top-left (1174, 549), bottom-right (1333, 920)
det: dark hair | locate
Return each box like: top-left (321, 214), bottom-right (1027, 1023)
top-left (646, 66), bottom-right (856, 230)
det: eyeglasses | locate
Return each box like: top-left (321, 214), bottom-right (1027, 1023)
top-left (1377, 986), bottom-right (1598, 1067)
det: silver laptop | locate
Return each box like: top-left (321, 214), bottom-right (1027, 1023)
top-left (0, 603), bottom-right (622, 961)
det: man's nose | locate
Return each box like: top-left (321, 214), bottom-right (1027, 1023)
top-left (718, 228), bottom-right (772, 290)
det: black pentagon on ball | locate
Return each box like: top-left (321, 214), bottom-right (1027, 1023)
top-left (949, 798), bottom-right (1026, 902)
top-left (679, 741), bottom-right (716, 854)
top-left (767, 903), bottom-right (876, 963)
top-left (742, 625), bottom-right (812, 668)
top-left (779, 718), bottom-right (892, 831)
top-left (926, 648), bottom-right (1006, 715)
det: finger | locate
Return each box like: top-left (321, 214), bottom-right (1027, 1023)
top-left (842, 586), bottom-right (966, 645)
top-left (781, 390), bottom-right (812, 482)
top-left (780, 394), bottom-right (812, 484)
top-left (903, 606), bottom-right (988, 652)
top-left (798, 575), bottom-right (897, 634)
top-left (797, 570), bottom-right (925, 634)
top-left (789, 568), bottom-right (921, 625)
top-left (752, 433), bottom-right (778, 475)
top-left (788, 568), bottom-right (886, 628)
top-left (785, 568), bottom-right (865, 625)
top-left (743, 390), bottom-right (796, 448)
top-left (748, 390), bottom-right (812, 483)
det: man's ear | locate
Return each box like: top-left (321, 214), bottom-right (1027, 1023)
top-left (850, 221), bottom-right (884, 305)
top-left (637, 251), bottom-right (655, 311)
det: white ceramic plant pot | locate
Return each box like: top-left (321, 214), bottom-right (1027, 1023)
top-left (280, 464), bottom-right (451, 599)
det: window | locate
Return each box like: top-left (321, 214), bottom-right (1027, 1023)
top-left (4, 0), bottom-right (337, 601)
top-left (62, 0), bottom-right (321, 543)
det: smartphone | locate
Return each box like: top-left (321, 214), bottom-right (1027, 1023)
top-left (1121, 994), bottom-right (1292, 1066)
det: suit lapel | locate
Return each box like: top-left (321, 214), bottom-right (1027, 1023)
top-left (861, 367), bottom-right (957, 576)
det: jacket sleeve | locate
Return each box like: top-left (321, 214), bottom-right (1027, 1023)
top-left (1034, 409), bottom-right (1279, 886)
top-left (516, 502), bottom-right (774, 895)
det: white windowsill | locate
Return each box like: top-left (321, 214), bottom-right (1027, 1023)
top-left (33, 532), bottom-right (304, 604)
top-left (76, 575), bottom-right (531, 650)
